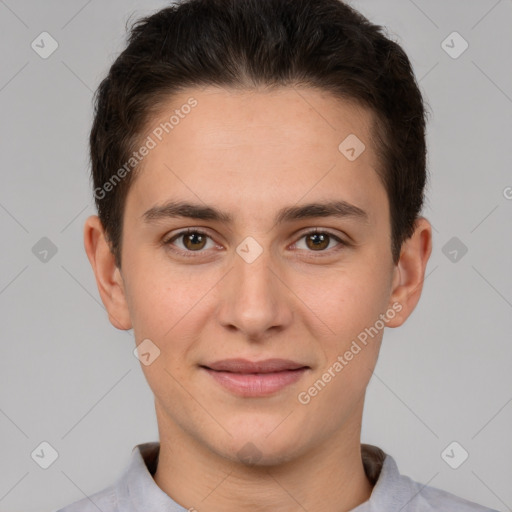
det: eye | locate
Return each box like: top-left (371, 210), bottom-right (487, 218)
top-left (163, 229), bottom-right (217, 256)
top-left (163, 227), bottom-right (346, 258)
top-left (292, 228), bottom-right (345, 254)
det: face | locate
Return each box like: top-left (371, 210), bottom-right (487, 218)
top-left (89, 86), bottom-right (428, 465)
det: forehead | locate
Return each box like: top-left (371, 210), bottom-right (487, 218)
top-left (145, 86), bottom-right (376, 158)
top-left (127, 86), bottom-right (386, 225)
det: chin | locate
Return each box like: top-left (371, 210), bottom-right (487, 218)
top-left (213, 428), bottom-right (306, 468)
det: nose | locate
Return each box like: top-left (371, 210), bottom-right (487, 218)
top-left (215, 241), bottom-right (293, 341)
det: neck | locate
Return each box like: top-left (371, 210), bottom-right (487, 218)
top-left (153, 402), bottom-right (374, 512)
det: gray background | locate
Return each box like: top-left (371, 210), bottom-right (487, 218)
top-left (0, 1), bottom-right (511, 511)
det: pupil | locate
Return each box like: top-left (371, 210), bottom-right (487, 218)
top-left (187, 233), bottom-right (204, 250)
top-left (309, 233), bottom-right (328, 250)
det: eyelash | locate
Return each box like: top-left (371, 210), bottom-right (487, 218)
top-left (162, 228), bottom-right (347, 258)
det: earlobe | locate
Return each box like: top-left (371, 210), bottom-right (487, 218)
top-left (386, 217), bottom-right (432, 328)
top-left (83, 215), bottom-right (133, 330)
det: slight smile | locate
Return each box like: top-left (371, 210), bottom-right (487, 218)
top-left (200, 358), bottom-right (311, 397)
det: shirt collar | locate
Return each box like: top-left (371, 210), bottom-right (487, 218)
top-left (115, 441), bottom-right (392, 511)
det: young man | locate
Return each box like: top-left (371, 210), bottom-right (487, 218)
top-left (58, 0), bottom-right (498, 510)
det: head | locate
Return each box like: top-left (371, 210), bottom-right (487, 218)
top-left (85, 0), bottom-right (432, 465)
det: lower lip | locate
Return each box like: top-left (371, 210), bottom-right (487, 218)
top-left (202, 367), bottom-right (309, 397)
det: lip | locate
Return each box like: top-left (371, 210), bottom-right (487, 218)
top-left (203, 358), bottom-right (308, 373)
top-left (200, 358), bottom-right (310, 397)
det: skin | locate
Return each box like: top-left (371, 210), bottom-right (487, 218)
top-left (84, 86), bottom-right (432, 512)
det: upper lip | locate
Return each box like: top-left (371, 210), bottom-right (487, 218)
top-left (202, 358), bottom-right (309, 374)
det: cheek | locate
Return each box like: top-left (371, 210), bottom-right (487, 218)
top-left (123, 252), bottom-right (222, 357)
top-left (298, 263), bottom-right (392, 343)
top-left (122, 251), bottom-right (179, 339)
top-left (296, 269), bottom-right (390, 411)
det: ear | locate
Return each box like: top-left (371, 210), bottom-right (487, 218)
top-left (83, 215), bottom-right (132, 330)
top-left (386, 217), bottom-right (432, 328)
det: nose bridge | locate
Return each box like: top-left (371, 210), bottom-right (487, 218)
top-left (218, 236), bottom-right (289, 336)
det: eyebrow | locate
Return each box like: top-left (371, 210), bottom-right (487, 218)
top-left (142, 199), bottom-right (368, 226)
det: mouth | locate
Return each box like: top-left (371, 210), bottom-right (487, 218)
top-left (201, 358), bottom-right (309, 373)
top-left (200, 358), bottom-right (310, 397)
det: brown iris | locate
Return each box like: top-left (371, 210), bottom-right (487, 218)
top-left (305, 232), bottom-right (330, 251)
top-left (182, 232), bottom-right (207, 251)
